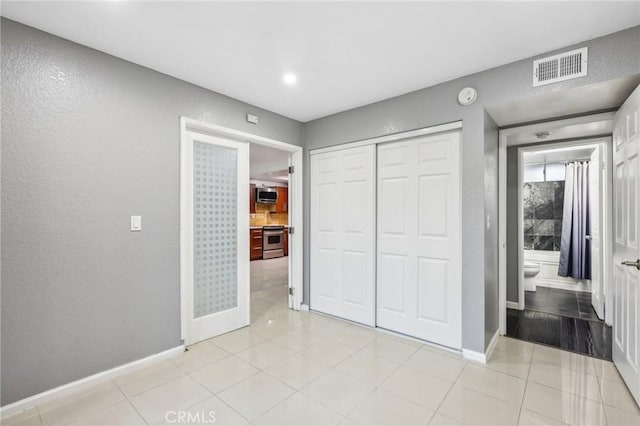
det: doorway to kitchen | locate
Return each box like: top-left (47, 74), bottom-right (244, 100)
top-left (249, 143), bottom-right (294, 324)
top-left (179, 117), bottom-right (303, 346)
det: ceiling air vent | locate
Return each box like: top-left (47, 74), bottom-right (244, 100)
top-left (533, 47), bottom-right (588, 87)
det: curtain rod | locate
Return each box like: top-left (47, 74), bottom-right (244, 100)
top-left (524, 159), bottom-right (590, 166)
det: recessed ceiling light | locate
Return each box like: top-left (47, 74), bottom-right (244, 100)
top-left (283, 73), bottom-right (297, 85)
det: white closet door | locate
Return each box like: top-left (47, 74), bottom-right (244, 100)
top-left (310, 145), bottom-right (376, 326)
top-left (376, 131), bottom-right (461, 349)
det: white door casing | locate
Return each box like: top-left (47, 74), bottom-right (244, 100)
top-left (376, 130), bottom-right (462, 349)
top-left (613, 84), bottom-right (640, 405)
top-left (181, 131), bottom-right (250, 345)
top-left (590, 146), bottom-right (604, 319)
top-left (310, 145), bottom-right (376, 326)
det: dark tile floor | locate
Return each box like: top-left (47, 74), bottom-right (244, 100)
top-left (506, 309), bottom-right (612, 360)
top-left (525, 286), bottom-right (601, 321)
top-left (507, 287), bottom-right (611, 360)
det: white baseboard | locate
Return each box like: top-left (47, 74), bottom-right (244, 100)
top-left (0, 345), bottom-right (185, 419)
top-left (506, 301), bottom-right (520, 310)
top-left (485, 329), bottom-right (500, 361)
top-left (462, 330), bottom-right (500, 364)
top-left (462, 348), bottom-right (486, 363)
top-left (300, 304), bottom-right (310, 311)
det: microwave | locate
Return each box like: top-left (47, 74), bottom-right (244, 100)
top-left (256, 187), bottom-right (278, 204)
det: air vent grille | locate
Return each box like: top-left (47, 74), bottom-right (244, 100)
top-left (533, 47), bottom-right (588, 87)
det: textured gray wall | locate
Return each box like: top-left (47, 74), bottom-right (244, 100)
top-left (0, 19), bottom-right (303, 405)
top-left (484, 112), bottom-right (499, 349)
top-left (303, 25), bottom-right (640, 352)
top-left (506, 147), bottom-right (520, 303)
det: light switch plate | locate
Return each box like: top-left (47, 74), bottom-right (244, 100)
top-left (130, 215), bottom-right (142, 232)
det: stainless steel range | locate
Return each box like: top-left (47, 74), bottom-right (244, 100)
top-left (263, 226), bottom-right (285, 259)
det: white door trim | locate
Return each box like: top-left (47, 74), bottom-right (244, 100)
top-left (498, 121), bottom-right (614, 334)
top-left (309, 121), bottom-right (462, 155)
top-left (179, 117), bottom-right (304, 342)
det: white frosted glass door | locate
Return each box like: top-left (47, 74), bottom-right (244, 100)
top-left (182, 132), bottom-right (249, 345)
top-left (310, 145), bottom-right (376, 326)
top-left (376, 130), bottom-right (462, 349)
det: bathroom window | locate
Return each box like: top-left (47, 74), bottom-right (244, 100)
top-left (523, 163), bottom-right (565, 251)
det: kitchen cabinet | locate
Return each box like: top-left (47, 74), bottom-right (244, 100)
top-left (276, 187), bottom-right (288, 214)
top-left (250, 184), bottom-right (256, 213)
top-left (250, 228), bottom-right (263, 260)
top-left (284, 228), bottom-right (289, 256)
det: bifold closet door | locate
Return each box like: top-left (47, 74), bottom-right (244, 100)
top-left (310, 145), bottom-right (376, 326)
top-left (376, 131), bottom-right (462, 349)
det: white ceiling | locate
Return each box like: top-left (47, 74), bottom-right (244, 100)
top-left (524, 146), bottom-right (597, 165)
top-left (2, 1), bottom-right (639, 122)
top-left (504, 111), bottom-right (614, 147)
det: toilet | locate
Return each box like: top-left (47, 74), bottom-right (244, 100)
top-left (524, 261), bottom-right (540, 291)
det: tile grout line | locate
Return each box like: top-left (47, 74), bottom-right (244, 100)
top-left (515, 347), bottom-right (535, 426)
top-left (430, 362), bottom-right (463, 418)
top-left (111, 378), bottom-right (153, 425)
top-left (181, 365), bottom-right (252, 425)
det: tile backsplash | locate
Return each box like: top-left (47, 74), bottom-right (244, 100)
top-left (250, 203), bottom-right (288, 227)
top-left (523, 181), bottom-right (564, 251)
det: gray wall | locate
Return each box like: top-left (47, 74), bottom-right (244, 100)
top-left (484, 112), bottom-right (499, 349)
top-left (507, 147), bottom-right (520, 303)
top-left (303, 25), bottom-right (640, 353)
top-left (0, 19), bottom-right (303, 405)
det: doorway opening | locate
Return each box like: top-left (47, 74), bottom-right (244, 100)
top-left (510, 138), bottom-right (613, 359)
top-left (179, 117), bottom-right (303, 346)
top-left (498, 112), bottom-right (617, 359)
top-left (249, 143), bottom-right (292, 323)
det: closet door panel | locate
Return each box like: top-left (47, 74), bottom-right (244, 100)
top-left (310, 145), bottom-right (376, 326)
top-left (377, 131), bottom-right (461, 349)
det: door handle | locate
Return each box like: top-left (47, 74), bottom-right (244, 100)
top-left (621, 259), bottom-right (640, 270)
top-left (585, 235), bottom-right (592, 240)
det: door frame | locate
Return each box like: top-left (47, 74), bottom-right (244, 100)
top-left (179, 117), bottom-right (304, 342)
top-left (498, 113), bottom-right (615, 334)
top-left (515, 139), bottom-right (610, 312)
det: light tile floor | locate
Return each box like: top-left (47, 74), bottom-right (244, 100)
top-left (4, 257), bottom-right (640, 425)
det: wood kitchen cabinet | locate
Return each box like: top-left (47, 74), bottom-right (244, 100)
top-left (249, 184), bottom-right (256, 213)
top-left (284, 228), bottom-right (289, 256)
top-left (276, 187), bottom-right (288, 214)
top-left (250, 228), bottom-right (263, 260)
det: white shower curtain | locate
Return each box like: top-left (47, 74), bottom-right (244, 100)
top-left (558, 161), bottom-right (591, 279)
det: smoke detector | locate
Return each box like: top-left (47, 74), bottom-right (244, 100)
top-left (457, 87), bottom-right (478, 106)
